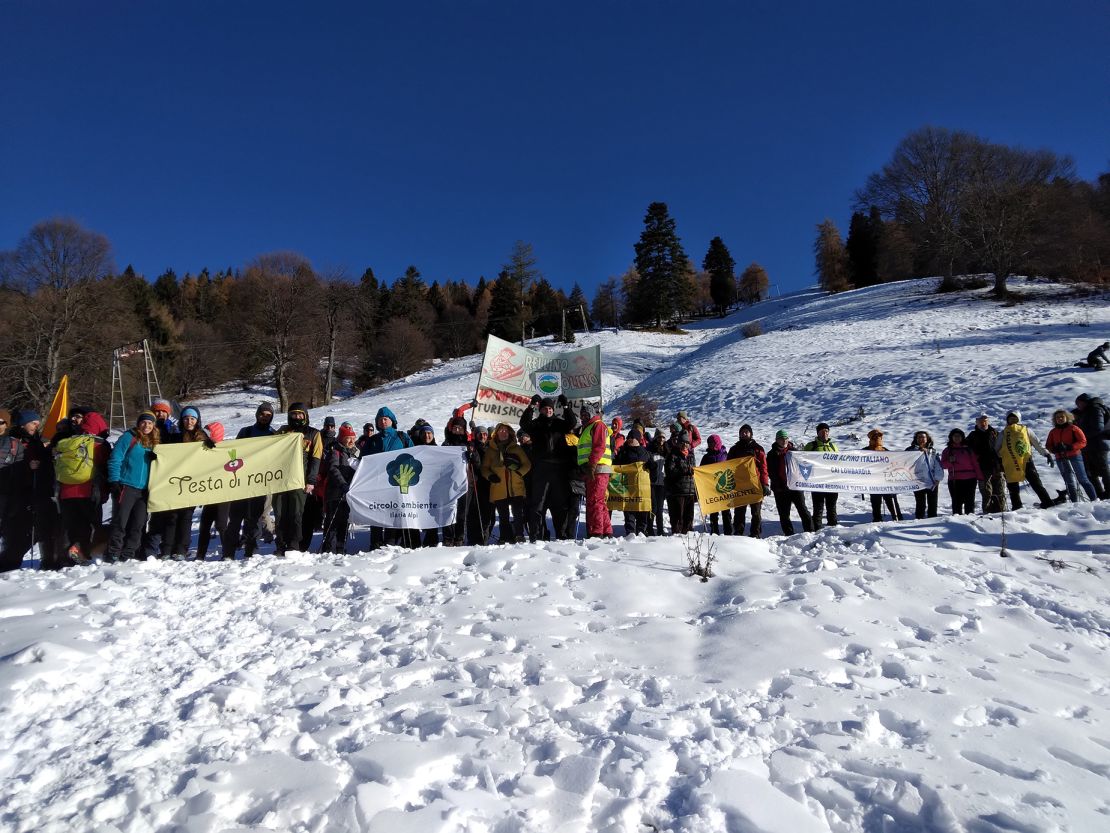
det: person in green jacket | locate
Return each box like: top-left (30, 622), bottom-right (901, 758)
top-left (804, 422), bottom-right (839, 529)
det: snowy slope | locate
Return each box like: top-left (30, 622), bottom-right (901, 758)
top-left (2, 278), bottom-right (1110, 833)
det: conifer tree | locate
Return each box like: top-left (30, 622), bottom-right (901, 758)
top-left (845, 209), bottom-right (880, 287)
top-left (703, 236), bottom-right (737, 317)
top-left (630, 202), bottom-right (690, 326)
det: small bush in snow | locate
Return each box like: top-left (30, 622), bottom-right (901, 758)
top-left (742, 321), bottom-right (763, 338)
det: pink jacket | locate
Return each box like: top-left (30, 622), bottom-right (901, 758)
top-left (941, 445), bottom-right (984, 481)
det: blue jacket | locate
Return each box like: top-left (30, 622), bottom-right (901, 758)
top-left (108, 429), bottom-right (157, 490)
top-left (365, 407), bottom-right (413, 454)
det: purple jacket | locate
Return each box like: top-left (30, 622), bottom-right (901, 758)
top-left (700, 435), bottom-right (728, 466)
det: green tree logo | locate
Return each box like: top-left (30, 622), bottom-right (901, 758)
top-left (387, 453), bottom-right (423, 495)
top-left (609, 472), bottom-right (630, 496)
top-left (715, 469), bottom-right (736, 494)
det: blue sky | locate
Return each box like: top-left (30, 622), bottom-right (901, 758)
top-left (2, 2), bottom-right (1108, 297)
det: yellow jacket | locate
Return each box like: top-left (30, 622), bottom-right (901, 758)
top-left (480, 423), bottom-right (532, 502)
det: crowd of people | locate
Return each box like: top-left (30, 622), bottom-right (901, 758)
top-left (0, 389), bottom-right (1107, 572)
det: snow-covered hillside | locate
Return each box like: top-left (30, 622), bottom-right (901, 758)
top-left (2, 278), bottom-right (1109, 833)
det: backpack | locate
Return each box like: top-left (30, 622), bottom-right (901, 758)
top-left (55, 434), bottom-right (97, 484)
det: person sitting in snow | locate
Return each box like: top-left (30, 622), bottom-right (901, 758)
top-left (1084, 341), bottom-right (1109, 370)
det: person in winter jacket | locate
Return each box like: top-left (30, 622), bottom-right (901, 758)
top-left (864, 429), bottom-right (903, 522)
top-left (728, 425), bottom-right (770, 537)
top-left (321, 423), bottom-right (360, 553)
top-left (55, 410), bottom-right (111, 565)
top-left (0, 407), bottom-right (28, 571)
top-left (520, 394), bottom-right (577, 541)
top-left (648, 432), bottom-right (668, 535)
top-left (195, 421), bottom-right (228, 560)
top-left (221, 402), bottom-right (275, 559)
top-left (321, 416), bottom-right (337, 447)
top-left (106, 412), bottom-right (160, 563)
top-left (364, 406), bottom-right (414, 549)
top-left (767, 429), bottom-right (813, 535)
top-left (141, 398), bottom-right (182, 559)
top-left (442, 415), bottom-right (481, 546)
top-left (613, 429), bottom-right (657, 535)
top-left (274, 402), bottom-right (324, 556)
top-left (356, 422), bottom-right (375, 456)
top-left (6, 410), bottom-right (59, 569)
top-left (967, 414), bottom-right (1006, 513)
top-left (906, 431), bottom-right (944, 519)
top-left (1086, 341), bottom-right (1109, 369)
top-left (940, 428), bottom-right (983, 515)
top-left (481, 423), bottom-right (532, 544)
top-left (804, 423), bottom-right (839, 529)
top-left (409, 423), bottom-right (439, 547)
top-left (676, 411), bottom-right (702, 450)
top-left (994, 411), bottom-right (1055, 510)
top-left (664, 432), bottom-right (696, 534)
top-left (160, 405), bottom-right (216, 560)
top-left (609, 417), bottom-right (625, 458)
top-left (578, 403), bottom-right (614, 538)
top-left (699, 435), bottom-right (732, 535)
top-left (1073, 394), bottom-right (1109, 498)
top-left (1046, 409), bottom-right (1098, 502)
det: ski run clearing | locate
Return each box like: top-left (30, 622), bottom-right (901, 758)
top-left (3, 277), bottom-right (1110, 833)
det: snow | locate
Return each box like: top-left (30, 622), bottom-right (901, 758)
top-left (3, 277), bottom-right (1110, 832)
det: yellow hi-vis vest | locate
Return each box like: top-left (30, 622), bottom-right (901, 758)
top-left (577, 421), bottom-right (612, 467)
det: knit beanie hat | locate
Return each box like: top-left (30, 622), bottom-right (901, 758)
top-left (627, 429), bottom-right (644, 444)
top-left (539, 397), bottom-right (555, 410)
top-left (776, 429), bottom-right (790, 440)
top-left (338, 423), bottom-right (357, 441)
top-left (739, 424), bottom-right (753, 436)
top-left (137, 411), bottom-right (156, 426)
top-left (816, 422), bottom-right (830, 432)
top-left (151, 398), bottom-right (173, 415)
top-left (18, 409), bottom-right (43, 426)
top-left (324, 416), bottom-right (336, 428)
top-left (257, 401), bottom-right (275, 416)
top-left (180, 406), bottom-right (200, 422)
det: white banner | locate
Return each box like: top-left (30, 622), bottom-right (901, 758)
top-left (346, 446), bottom-right (469, 529)
top-left (786, 450), bottom-right (940, 494)
top-left (474, 334), bottom-right (601, 425)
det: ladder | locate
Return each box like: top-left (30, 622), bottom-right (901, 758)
top-left (109, 339), bottom-right (163, 434)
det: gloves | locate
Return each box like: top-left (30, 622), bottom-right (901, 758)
top-left (762, 484), bottom-right (771, 497)
top-left (557, 394), bottom-right (569, 407)
top-left (487, 473), bottom-right (501, 483)
top-left (530, 394), bottom-right (542, 406)
top-left (148, 450), bottom-right (158, 460)
top-left (203, 438), bottom-right (216, 449)
top-left (505, 459), bottom-right (521, 471)
top-left (1047, 456), bottom-right (1055, 468)
top-left (109, 482), bottom-right (122, 500)
top-left (471, 399), bottom-right (478, 409)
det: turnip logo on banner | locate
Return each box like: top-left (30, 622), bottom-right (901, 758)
top-left (148, 433), bottom-right (305, 512)
top-left (786, 450), bottom-right (937, 494)
top-left (346, 446), bottom-right (469, 529)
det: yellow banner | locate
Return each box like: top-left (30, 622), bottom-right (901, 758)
top-left (693, 457), bottom-right (762, 512)
top-left (148, 433), bottom-right (305, 512)
top-left (606, 463), bottom-right (652, 512)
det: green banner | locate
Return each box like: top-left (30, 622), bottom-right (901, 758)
top-left (147, 433), bottom-right (304, 512)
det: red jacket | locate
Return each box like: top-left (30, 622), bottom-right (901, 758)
top-left (679, 418), bottom-right (702, 449)
top-left (727, 438), bottom-right (769, 486)
top-left (1046, 424), bottom-right (1087, 460)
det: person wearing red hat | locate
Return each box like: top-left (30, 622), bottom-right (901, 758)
top-left (321, 423), bottom-right (359, 554)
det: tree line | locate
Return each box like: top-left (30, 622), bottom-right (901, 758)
top-left (0, 210), bottom-right (768, 417)
top-left (815, 126), bottom-right (1110, 296)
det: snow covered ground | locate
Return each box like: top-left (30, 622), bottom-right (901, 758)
top-left (2, 278), bottom-right (1110, 832)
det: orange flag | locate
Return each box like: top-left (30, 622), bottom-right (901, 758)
top-left (42, 374), bottom-right (69, 441)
